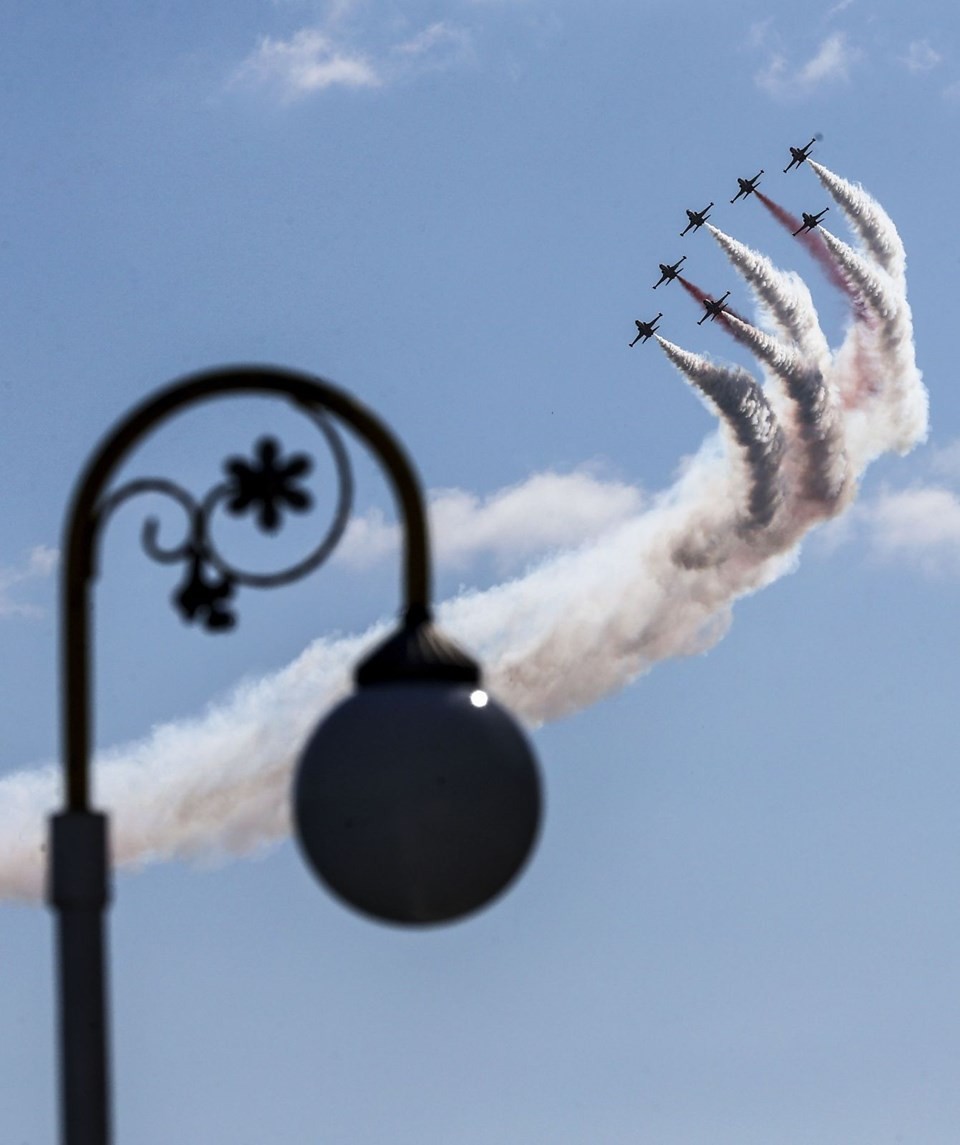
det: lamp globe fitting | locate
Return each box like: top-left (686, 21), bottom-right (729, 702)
top-left (292, 613), bottom-right (542, 925)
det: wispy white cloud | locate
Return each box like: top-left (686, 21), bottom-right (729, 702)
top-left (833, 438), bottom-right (960, 574)
top-left (858, 486), bottom-right (960, 575)
top-left (802, 33), bottom-right (858, 83)
top-left (231, 15), bottom-right (473, 101)
top-left (323, 0), bottom-right (366, 24)
top-left (928, 440), bottom-right (960, 478)
top-left (0, 546), bottom-right (58, 619)
top-left (394, 21), bottom-right (470, 59)
top-left (230, 29), bottom-right (381, 100)
top-left (756, 32), bottom-right (860, 98)
top-left (747, 18), bottom-right (774, 50)
top-left (825, 0), bottom-right (855, 20)
top-left (901, 39), bottom-right (942, 73)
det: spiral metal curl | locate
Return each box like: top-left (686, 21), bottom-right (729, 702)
top-left (93, 406), bottom-right (354, 631)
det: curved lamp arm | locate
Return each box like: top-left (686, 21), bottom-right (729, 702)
top-left (60, 364), bottom-right (431, 812)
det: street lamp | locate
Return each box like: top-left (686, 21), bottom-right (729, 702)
top-left (49, 364), bottom-right (542, 1145)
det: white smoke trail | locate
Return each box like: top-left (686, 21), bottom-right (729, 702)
top-left (0, 166), bottom-right (929, 902)
top-left (707, 226), bottom-right (848, 511)
top-left (656, 339), bottom-right (785, 530)
top-left (721, 314), bottom-right (804, 378)
top-left (809, 160), bottom-right (906, 282)
top-left (808, 164), bottom-right (926, 464)
top-left (336, 469), bottom-right (644, 572)
top-left (720, 315), bottom-right (847, 511)
top-left (707, 225), bottom-right (830, 363)
top-left (818, 229), bottom-right (898, 320)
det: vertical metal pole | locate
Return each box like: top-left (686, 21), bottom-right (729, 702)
top-left (49, 811), bottom-right (112, 1145)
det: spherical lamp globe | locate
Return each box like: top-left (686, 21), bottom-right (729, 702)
top-left (293, 616), bottom-right (542, 925)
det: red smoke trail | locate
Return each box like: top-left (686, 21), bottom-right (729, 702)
top-left (678, 277), bottom-right (749, 332)
top-left (755, 192), bottom-right (802, 234)
top-left (756, 192), bottom-right (861, 305)
top-left (678, 277), bottom-right (709, 305)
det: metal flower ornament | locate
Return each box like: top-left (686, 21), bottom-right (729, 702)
top-left (225, 436), bottom-right (313, 533)
top-left (173, 554), bottom-right (236, 631)
top-left (160, 436), bottom-right (318, 631)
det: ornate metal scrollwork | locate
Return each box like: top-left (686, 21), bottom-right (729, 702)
top-left (93, 405), bottom-right (353, 631)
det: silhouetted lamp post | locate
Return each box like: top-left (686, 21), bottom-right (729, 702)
top-left (49, 365), bottom-right (542, 1145)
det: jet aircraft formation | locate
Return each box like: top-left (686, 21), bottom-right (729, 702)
top-left (629, 137), bottom-right (829, 346)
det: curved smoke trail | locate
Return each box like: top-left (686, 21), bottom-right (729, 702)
top-left (656, 339), bottom-right (785, 531)
top-left (809, 160), bottom-right (906, 282)
top-left (719, 315), bottom-right (846, 511)
top-left (807, 164), bottom-right (926, 461)
top-left (706, 225), bottom-right (848, 510)
top-left (707, 226), bottom-right (830, 360)
top-left (720, 315), bottom-right (805, 380)
top-left (0, 165), bottom-right (928, 901)
top-left (818, 229), bottom-right (897, 320)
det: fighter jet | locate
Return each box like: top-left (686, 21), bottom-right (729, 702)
top-left (697, 292), bottom-right (731, 326)
top-left (629, 313), bottom-right (662, 346)
top-left (730, 170), bottom-right (764, 203)
top-left (680, 203), bottom-right (713, 236)
top-left (653, 256), bottom-right (686, 289)
top-left (784, 138), bottom-right (816, 172)
top-left (792, 207), bottom-right (829, 236)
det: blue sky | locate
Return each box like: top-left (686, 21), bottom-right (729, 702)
top-left (3, 1), bottom-right (960, 1141)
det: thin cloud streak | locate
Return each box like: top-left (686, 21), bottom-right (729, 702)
top-left (901, 40), bottom-right (942, 73)
top-left (230, 18), bottom-right (473, 100)
top-left (756, 32), bottom-right (860, 98)
top-left (393, 22), bottom-right (471, 61)
top-left (856, 486), bottom-right (960, 574)
top-left (825, 0), bottom-right (855, 17)
top-left (231, 29), bottom-right (381, 100)
top-left (0, 546), bottom-right (58, 619)
top-left (929, 440), bottom-right (960, 479)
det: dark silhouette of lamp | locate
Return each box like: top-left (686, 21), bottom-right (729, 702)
top-left (51, 365), bottom-right (542, 1145)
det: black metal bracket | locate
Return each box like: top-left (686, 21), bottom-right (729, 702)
top-left (93, 406), bottom-right (353, 632)
top-left (61, 365), bottom-right (433, 812)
